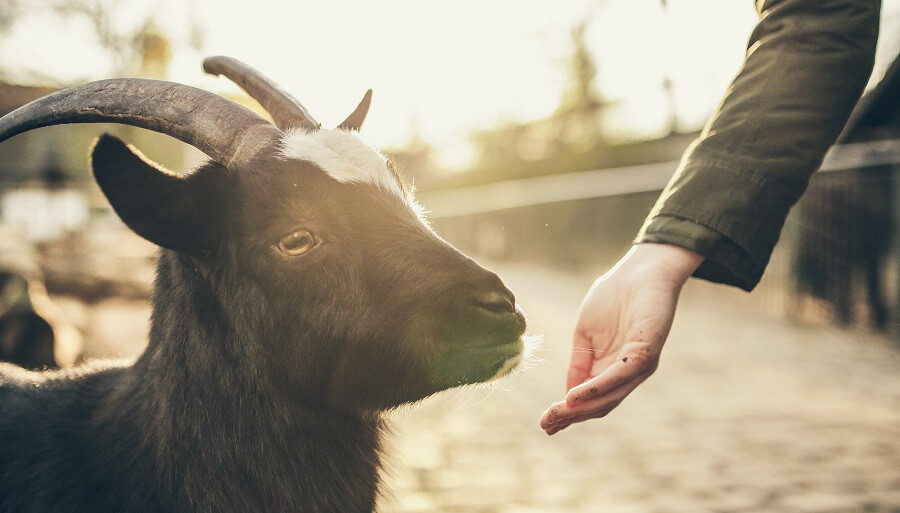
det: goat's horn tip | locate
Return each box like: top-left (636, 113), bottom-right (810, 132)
top-left (202, 56), bottom-right (229, 76)
top-left (358, 89), bottom-right (373, 108)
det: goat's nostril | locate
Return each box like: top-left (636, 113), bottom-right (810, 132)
top-left (473, 289), bottom-right (516, 314)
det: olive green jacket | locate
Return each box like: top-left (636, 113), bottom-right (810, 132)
top-left (636, 0), bottom-right (881, 291)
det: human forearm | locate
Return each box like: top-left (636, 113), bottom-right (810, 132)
top-left (637, 0), bottom-right (881, 290)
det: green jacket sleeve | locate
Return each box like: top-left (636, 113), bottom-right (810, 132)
top-left (635, 0), bottom-right (880, 291)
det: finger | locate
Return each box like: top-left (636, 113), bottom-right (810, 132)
top-left (543, 395), bottom-right (629, 435)
top-left (560, 382), bottom-right (633, 421)
top-left (566, 345), bottom-right (658, 406)
top-left (566, 328), bottom-right (596, 391)
top-left (544, 345), bottom-right (658, 430)
top-left (548, 399), bottom-right (625, 430)
top-left (565, 360), bottom-right (631, 406)
top-left (539, 398), bottom-right (594, 429)
top-left (539, 400), bottom-right (569, 429)
top-left (545, 383), bottom-right (633, 428)
top-left (544, 422), bottom-right (570, 436)
top-left (539, 379), bottom-right (627, 429)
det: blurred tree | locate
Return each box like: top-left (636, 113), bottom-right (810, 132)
top-left (49, 0), bottom-right (192, 78)
top-left (0, 0), bottom-right (203, 81)
top-left (50, 0), bottom-right (157, 77)
top-left (558, 22), bottom-right (602, 118)
top-left (556, 20), bottom-right (613, 151)
top-left (0, 0), bottom-right (23, 33)
top-left (454, 18), bottom-right (614, 186)
top-left (0, 0), bottom-right (205, 183)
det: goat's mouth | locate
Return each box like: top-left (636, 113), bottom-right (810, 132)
top-left (434, 337), bottom-right (524, 388)
top-left (432, 308), bottom-right (527, 387)
top-left (468, 337), bottom-right (525, 379)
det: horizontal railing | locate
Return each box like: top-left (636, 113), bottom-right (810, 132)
top-left (419, 161), bottom-right (677, 219)
top-left (421, 138), bottom-right (900, 219)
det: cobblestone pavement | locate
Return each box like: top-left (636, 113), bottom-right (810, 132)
top-left (62, 260), bottom-right (900, 512)
top-left (379, 261), bottom-right (900, 513)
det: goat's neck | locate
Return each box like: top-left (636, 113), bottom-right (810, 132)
top-left (129, 251), bottom-right (384, 512)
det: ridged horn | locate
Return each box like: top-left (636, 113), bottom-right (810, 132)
top-left (203, 55), bottom-right (320, 131)
top-left (0, 78), bottom-right (283, 168)
top-left (337, 89), bottom-right (373, 131)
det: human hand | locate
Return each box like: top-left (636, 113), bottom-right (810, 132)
top-left (539, 243), bottom-right (703, 434)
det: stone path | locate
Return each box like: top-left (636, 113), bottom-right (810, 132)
top-left (380, 261), bottom-right (900, 513)
top-left (57, 259), bottom-right (900, 512)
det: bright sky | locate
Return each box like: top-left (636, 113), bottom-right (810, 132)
top-left (0, 0), bottom-right (807, 168)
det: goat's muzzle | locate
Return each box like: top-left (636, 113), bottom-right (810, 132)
top-left (463, 279), bottom-right (526, 347)
top-left (427, 271), bottom-right (526, 386)
top-left (472, 288), bottom-right (516, 315)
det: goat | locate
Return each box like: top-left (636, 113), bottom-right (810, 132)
top-left (792, 55), bottom-right (898, 331)
top-left (0, 56), bottom-right (528, 513)
top-left (0, 270), bottom-right (56, 369)
top-left (793, 164), bottom-right (894, 329)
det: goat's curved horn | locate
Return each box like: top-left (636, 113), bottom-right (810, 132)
top-left (203, 55), bottom-right (320, 131)
top-left (337, 89), bottom-right (373, 131)
top-left (0, 79), bottom-right (282, 168)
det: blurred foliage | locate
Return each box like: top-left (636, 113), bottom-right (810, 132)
top-left (0, 0), bottom-right (202, 83)
top-left (431, 18), bottom-right (667, 190)
top-left (0, 0), bottom-right (204, 184)
top-left (444, 27), bottom-right (599, 187)
top-left (559, 22), bottom-right (604, 123)
top-left (0, 0), bottom-right (23, 32)
top-left (47, 0), bottom-right (166, 77)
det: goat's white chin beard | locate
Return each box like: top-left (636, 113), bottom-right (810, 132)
top-left (486, 333), bottom-right (542, 382)
top-left (488, 353), bottom-right (522, 381)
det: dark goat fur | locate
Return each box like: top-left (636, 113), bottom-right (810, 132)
top-left (0, 131), bottom-right (525, 511)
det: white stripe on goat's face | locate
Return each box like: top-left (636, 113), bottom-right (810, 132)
top-left (279, 128), bottom-right (403, 198)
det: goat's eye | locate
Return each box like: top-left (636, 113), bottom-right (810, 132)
top-left (277, 230), bottom-right (317, 257)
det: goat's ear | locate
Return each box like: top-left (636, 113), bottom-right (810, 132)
top-left (90, 134), bottom-right (213, 256)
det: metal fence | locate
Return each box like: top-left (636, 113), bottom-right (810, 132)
top-left (422, 139), bottom-right (899, 337)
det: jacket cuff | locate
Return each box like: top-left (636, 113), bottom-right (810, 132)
top-left (635, 145), bottom-right (812, 291)
top-left (636, 215), bottom-right (762, 291)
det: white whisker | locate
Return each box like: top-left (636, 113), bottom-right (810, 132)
top-left (449, 385), bottom-right (481, 414)
top-left (470, 384), bottom-right (498, 407)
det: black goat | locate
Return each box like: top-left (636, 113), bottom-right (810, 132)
top-left (793, 164), bottom-right (894, 329)
top-left (0, 57), bottom-right (527, 512)
top-left (793, 55), bottom-right (899, 331)
top-left (0, 270), bottom-right (56, 369)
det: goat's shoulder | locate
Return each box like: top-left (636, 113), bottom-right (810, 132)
top-left (1, 361), bottom-right (138, 509)
top-left (0, 360), bottom-right (132, 424)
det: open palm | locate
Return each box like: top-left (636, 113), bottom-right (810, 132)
top-left (540, 244), bottom-right (702, 434)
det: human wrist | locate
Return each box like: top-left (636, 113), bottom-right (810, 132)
top-left (625, 243), bottom-right (704, 286)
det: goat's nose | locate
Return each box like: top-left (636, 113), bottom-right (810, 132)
top-left (473, 288), bottom-right (516, 315)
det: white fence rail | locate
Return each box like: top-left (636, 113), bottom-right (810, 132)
top-left (420, 161), bottom-right (677, 219)
top-left (420, 139), bottom-right (900, 220)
